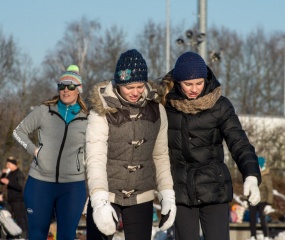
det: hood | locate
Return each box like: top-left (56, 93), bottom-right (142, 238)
top-left (165, 66), bottom-right (222, 114)
top-left (167, 66), bottom-right (221, 101)
top-left (88, 80), bottom-right (164, 116)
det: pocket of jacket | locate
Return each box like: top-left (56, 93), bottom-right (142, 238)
top-left (76, 147), bottom-right (83, 172)
top-left (34, 143), bottom-right (43, 166)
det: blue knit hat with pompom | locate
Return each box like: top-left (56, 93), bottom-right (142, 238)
top-left (173, 52), bottom-right (207, 82)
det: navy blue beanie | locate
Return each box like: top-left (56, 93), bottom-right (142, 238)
top-left (173, 52), bottom-right (207, 82)
top-left (114, 49), bottom-right (148, 85)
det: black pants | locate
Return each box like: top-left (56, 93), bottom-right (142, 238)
top-left (86, 199), bottom-right (153, 240)
top-left (175, 203), bottom-right (230, 240)
top-left (7, 201), bottom-right (28, 238)
top-left (249, 202), bottom-right (269, 238)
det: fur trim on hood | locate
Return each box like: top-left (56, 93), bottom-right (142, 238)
top-left (162, 66), bottom-right (222, 114)
top-left (88, 80), bottom-right (164, 116)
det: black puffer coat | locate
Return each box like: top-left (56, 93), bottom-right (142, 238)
top-left (165, 67), bottom-right (261, 207)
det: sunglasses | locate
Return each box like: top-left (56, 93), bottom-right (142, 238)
top-left (57, 83), bottom-right (81, 91)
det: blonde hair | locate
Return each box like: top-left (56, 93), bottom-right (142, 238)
top-left (42, 95), bottom-right (89, 114)
top-left (161, 70), bottom-right (175, 106)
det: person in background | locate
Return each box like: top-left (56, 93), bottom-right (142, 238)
top-left (161, 51), bottom-right (261, 240)
top-left (247, 156), bottom-right (273, 240)
top-left (86, 49), bottom-right (176, 240)
top-left (12, 65), bottom-right (88, 240)
top-left (0, 156), bottom-right (28, 238)
top-left (0, 191), bottom-right (6, 210)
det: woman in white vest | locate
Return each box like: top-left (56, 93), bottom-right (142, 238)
top-left (86, 49), bottom-right (176, 240)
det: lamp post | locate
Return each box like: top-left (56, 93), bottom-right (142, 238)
top-left (176, 29), bottom-right (206, 53)
top-left (209, 50), bottom-right (222, 65)
top-left (198, 0), bottom-right (207, 60)
top-left (283, 46), bottom-right (285, 117)
top-left (166, 0), bottom-right (170, 73)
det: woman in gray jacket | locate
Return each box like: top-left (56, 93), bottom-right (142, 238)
top-left (13, 65), bottom-right (88, 240)
top-left (86, 49), bottom-right (176, 240)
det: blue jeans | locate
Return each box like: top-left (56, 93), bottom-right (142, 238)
top-left (24, 176), bottom-right (86, 240)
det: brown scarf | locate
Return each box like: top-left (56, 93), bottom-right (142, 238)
top-left (170, 86), bottom-right (222, 114)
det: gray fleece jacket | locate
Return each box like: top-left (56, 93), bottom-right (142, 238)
top-left (13, 104), bottom-right (88, 183)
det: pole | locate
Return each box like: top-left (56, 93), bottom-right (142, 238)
top-left (166, 0), bottom-right (171, 73)
top-left (197, 0), bottom-right (207, 61)
top-left (283, 46), bottom-right (285, 117)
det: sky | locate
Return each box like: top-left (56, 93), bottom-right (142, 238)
top-left (0, 0), bottom-right (284, 68)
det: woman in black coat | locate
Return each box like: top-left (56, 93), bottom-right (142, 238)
top-left (161, 51), bottom-right (261, 240)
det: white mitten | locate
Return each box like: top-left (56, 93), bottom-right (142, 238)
top-left (90, 191), bottom-right (118, 236)
top-left (264, 205), bottom-right (275, 215)
top-left (243, 176), bottom-right (260, 206)
top-left (158, 189), bottom-right (176, 231)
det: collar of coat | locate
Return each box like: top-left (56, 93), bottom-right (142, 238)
top-left (165, 65), bottom-right (222, 115)
top-left (169, 86), bottom-right (222, 115)
top-left (88, 80), bottom-right (164, 116)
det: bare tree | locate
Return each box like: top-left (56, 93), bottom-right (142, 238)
top-left (136, 20), bottom-right (166, 80)
top-left (208, 26), bottom-right (243, 96)
top-left (42, 17), bottom-right (128, 99)
top-left (136, 20), bottom-right (187, 81)
top-left (238, 29), bottom-right (283, 115)
top-left (207, 27), bottom-right (284, 116)
top-left (0, 32), bottom-right (16, 88)
top-left (0, 31), bottom-right (30, 93)
top-left (0, 92), bottom-right (32, 174)
top-left (42, 17), bottom-right (101, 84)
top-left (83, 24), bottom-right (128, 91)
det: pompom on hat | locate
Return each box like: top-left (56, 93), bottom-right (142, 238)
top-left (114, 49), bottom-right (148, 85)
top-left (173, 51), bottom-right (207, 82)
top-left (59, 65), bottom-right (83, 93)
